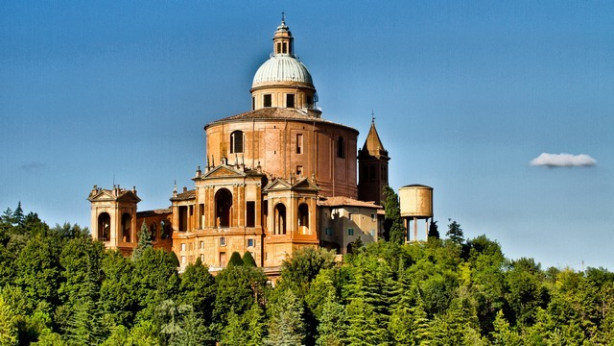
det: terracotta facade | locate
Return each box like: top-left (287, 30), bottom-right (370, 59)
top-left (88, 18), bottom-right (389, 275)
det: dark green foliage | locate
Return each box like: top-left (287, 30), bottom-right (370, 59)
top-left (178, 258), bottom-right (215, 334)
top-left (4, 205), bottom-right (614, 345)
top-left (228, 251), bottom-right (244, 267)
top-left (446, 218), bottom-right (464, 244)
top-left (242, 251), bottom-right (257, 267)
top-left (133, 222), bottom-right (152, 260)
top-left (315, 291), bottom-right (345, 346)
top-left (347, 236), bottom-right (364, 254)
top-left (266, 289), bottom-right (305, 346)
top-left (279, 247), bottom-right (336, 296)
top-left (133, 248), bottom-right (180, 321)
top-left (212, 265), bottom-right (267, 335)
top-left (428, 220), bottom-right (440, 239)
top-left (99, 251), bottom-right (137, 327)
top-left (15, 235), bottom-right (63, 307)
top-left (382, 186), bottom-right (405, 243)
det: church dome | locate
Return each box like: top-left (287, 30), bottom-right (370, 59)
top-left (252, 56), bottom-right (313, 87)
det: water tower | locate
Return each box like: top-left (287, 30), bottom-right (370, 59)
top-left (399, 184), bottom-right (433, 242)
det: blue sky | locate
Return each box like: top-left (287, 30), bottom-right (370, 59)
top-left (1, 1), bottom-right (613, 269)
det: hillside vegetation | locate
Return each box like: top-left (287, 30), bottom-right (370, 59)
top-left (1, 203), bottom-right (613, 345)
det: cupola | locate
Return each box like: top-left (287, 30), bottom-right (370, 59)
top-left (250, 14), bottom-right (318, 114)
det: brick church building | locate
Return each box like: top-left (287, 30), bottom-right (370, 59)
top-left (87, 17), bottom-right (391, 275)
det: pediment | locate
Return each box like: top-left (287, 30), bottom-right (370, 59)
top-left (292, 177), bottom-right (319, 192)
top-left (204, 165), bottom-right (246, 179)
top-left (263, 178), bottom-right (292, 192)
top-left (263, 177), bottom-right (319, 193)
top-left (88, 189), bottom-right (141, 203)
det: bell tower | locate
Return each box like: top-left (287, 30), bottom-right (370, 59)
top-left (358, 117), bottom-right (390, 205)
top-left (88, 185), bottom-right (140, 256)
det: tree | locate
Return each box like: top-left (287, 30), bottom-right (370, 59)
top-left (228, 252), bottom-right (244, 267)
top-left (133, 248), bottom-right (180, 321)
top-left (279, 247), bottom-right (336, 297)
top-left (170, 308), bottom-right (209, 346)
top-left (428, 220), bottom-right (440, 239)
top-left (382, 187), bottom-right (405, 243)
top-left (15, 235), bottom-right (63, 307)
top-left (133, 222), bottom-right (152, 260)
top-left (491, 310), bottom-right (521, 346)
top-left (243, 302), bottom-right (266, 346)
top-left (446, 219), bottom-right (464, 244)
top-left (316, 291), bottom-right (346, 346)
top-left (178, 258), bottom-right (215, 333)
top-left (347, 236), bottom-right (364, 254)
top-left (242, 252), bottom-right (257, 267)
top-left (213, 266), bottom-right (267, 332)
top-left (220, 309), bottom-right (247, 345)
top-left (13, 202), bottom-right (24, 228)
top-left (266, 289), bottom-right (305, 346)
top-left (344, 298), bottom-right (387, 345)
top-left (99, 251), bottom-right (138, 327)
top-left (0, 295), bottom-right (19, 346)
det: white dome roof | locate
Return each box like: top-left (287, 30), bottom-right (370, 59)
top-left (252, 56), bottom-right (313, 87)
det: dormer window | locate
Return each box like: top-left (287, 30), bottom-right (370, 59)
top-left (263, 94), bottom-right (272, 107)
top-left (230, 130), bottom-right (243, 153)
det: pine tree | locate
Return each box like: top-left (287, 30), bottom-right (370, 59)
top-left (383, 187), bottom-right (405, 243)
top-left (65, 297), bottom-right (105, 345)
top-left (316, 291), bottom-right (345, 346)
top-left (171, 308), bottom-right (209, 346)
top-left (133, 222), bottom-right (152, 260)
top-left (491, 310), bottom-right (522, 346)
top-left (266, 289), bottom-right (305, 346)
top-left (220, 309), bottom-right (248, 345)
top-left (446, 219), bottom-right (464, 245)
top-left (13, 202), bottom-right (24, 228)
top-left (243, 302), bottom-right (266, 346)
top-left (345, 298), bottom-right (387, 345)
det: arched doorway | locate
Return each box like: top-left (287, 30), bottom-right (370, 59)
top-left (121, 213), bottom-right (132, 242)
top-left (274, 203), bottom-right (286, 235)
top-left (97, 213), bottom-right (110, 241)
top-left (298, 203), bottom-right (309, 235)
top-left (215, 188), bottom-right (233, 228)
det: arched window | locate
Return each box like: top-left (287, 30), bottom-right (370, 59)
top-left (160, 220), bottom-right (170, 239)
top-left (274, 203), bottom-right (286, 235)
top-left (337, 136), bottom-right (345, 158)
top-left (97, 213), bottom-right (110, 241)
top-left (230, 130), bottom-right (243, 154)
top-left (150, 223), bottom-right (157, 241)
top-left (121, 213), bottom-right (132, 242)
top-left (298, 203), bottom-right (309, 235)
top-left (215, 188), bottom-right (233, 228)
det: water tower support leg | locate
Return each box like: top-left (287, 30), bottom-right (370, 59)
top-left (413, 217), bottom-right (418, 242)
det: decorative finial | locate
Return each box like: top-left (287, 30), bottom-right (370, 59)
top-left (281, 11), bottom-right (285, 25)
top-left (371, 110), bottom-right (376, 123)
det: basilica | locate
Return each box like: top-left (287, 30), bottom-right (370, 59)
top-left (87, 18), bottom-right (391, 274)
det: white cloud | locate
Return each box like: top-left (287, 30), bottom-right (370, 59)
top-left (530, 153), bottom-right (596, 167)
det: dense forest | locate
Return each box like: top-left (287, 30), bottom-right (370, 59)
top-left (1, 202), bottom-right (614, 345)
